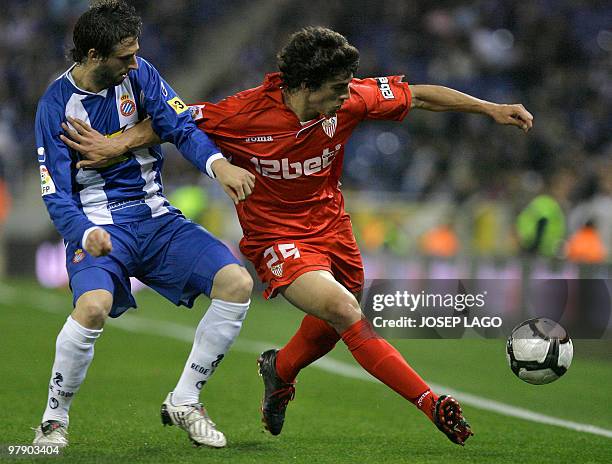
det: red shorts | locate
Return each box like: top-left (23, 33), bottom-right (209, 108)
top-left (240, 217), bottom-right (364, 299)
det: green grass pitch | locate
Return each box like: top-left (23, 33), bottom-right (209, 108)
top-left (1, 279), bottom-right (611, 463)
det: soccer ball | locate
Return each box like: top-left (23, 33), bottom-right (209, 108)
top-left (506, 318), bottom-right (573, 385)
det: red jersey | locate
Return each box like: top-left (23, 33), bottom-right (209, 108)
top-left (191, 73), bottom-right (411, 241)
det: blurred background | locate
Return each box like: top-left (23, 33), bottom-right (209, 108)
top-left (0, 0), bottom-right (610, 290)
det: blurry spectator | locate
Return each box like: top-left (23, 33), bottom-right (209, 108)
top-left (516, 194), bottom-right (565, 257)
top-left (516, 169), bottom-right (574, 258)
top-left (565, 219), bottom-right (607, 264)
top-left (568, 159), bottom-right (612, 254)
top-left (420, 223), bottom-right (459, 258)
top-left (0, 169), bottom-right (9, 278)
top-left (167, 185), bottom-right (208, 222)
top-left (0, 176), bottom-right (10, 225)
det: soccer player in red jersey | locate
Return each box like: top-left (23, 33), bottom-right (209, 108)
top-left (63, 26), bottom-right (533, 446)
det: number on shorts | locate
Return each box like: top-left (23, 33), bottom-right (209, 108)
top-left (264, 243), bottom-right (300, 269)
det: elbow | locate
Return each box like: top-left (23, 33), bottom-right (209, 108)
top-left (410, 97), bottom-right (425, 109)
top-left (408, 84), bottom-right (430, 109)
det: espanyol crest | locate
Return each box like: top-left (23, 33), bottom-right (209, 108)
top-left (322, 116), bottom-right (337, 138)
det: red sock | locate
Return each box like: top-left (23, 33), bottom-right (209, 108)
top-left (276, 315), bottom-right (340, 383)
top-left (341, 319), bottom-right (438, 421)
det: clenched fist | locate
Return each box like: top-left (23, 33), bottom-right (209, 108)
top-left (84, 228), bottom-right (113, 257)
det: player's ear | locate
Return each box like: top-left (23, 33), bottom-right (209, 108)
top-left (87, 48), bottom-right (101, 63)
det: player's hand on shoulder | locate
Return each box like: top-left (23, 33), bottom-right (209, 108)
top-left (211, 158), bottom-right (256, 205)
top-left (488, 103), bottom-right (533, 133)
top-left (85, 228), bottom-right (113, 257)
top-left (60, 117), bottom-right (123, 168)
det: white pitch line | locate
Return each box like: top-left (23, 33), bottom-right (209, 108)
top-left (308, 359), bottom-right (612, 439)
top-left (111, 314), bottom-right (612, 439)
top-left (3, 290), bottom-right (611, 440)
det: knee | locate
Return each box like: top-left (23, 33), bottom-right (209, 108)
top-left (211, 264), bottom-right (253, 303)
top-left (73, 291), bottom-right (112, 329)
top-left (322, 294), bottom-right (362, 333)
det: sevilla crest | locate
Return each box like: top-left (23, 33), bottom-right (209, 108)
top-left (271, 263), bottom-right (284, 277)
top-left (322, 116), bottom-right (337, 138)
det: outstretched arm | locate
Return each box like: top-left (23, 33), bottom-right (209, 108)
top-left (408, 84), bottom-right (533, 132)
top-left (61, 117), bottom-right (255, 205)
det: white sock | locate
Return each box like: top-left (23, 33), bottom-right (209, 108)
top-left (42, 316), bottom-right (103, 426)
top-left (171, 299), bottom-right (249, 405)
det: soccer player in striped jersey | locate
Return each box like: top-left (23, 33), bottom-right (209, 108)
top-left (32, 1), bottom-right (255, 448)
top-left (63, 26), bottom-right (534, 446)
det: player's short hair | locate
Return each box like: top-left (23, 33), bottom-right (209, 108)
top-left (71, 0), bottom-right (142, 64)
top-left (277, 27), bottom-right (360, 91)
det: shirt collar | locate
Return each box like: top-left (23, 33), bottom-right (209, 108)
top-left (65, 64), bottom-right (109, 97)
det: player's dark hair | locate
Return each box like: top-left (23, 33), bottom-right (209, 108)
top-left (277, 27), bottom-right (360, 91)
top-left (71, 0), bottom-right (142, 63)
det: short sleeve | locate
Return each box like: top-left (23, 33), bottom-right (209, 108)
top-left (350, 76), bottom-right (412, 121)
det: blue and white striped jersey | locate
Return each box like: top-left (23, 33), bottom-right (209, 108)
top-left (35, 56), bottom-right (222, 245)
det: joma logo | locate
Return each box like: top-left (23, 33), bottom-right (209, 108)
top-left (245, 136), bottom-right (274, 142)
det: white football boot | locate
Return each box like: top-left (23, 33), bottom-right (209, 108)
top-left (32, 420), bottom-right (68, 447)
top-left (160, 392), bottom-right (226, 448)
